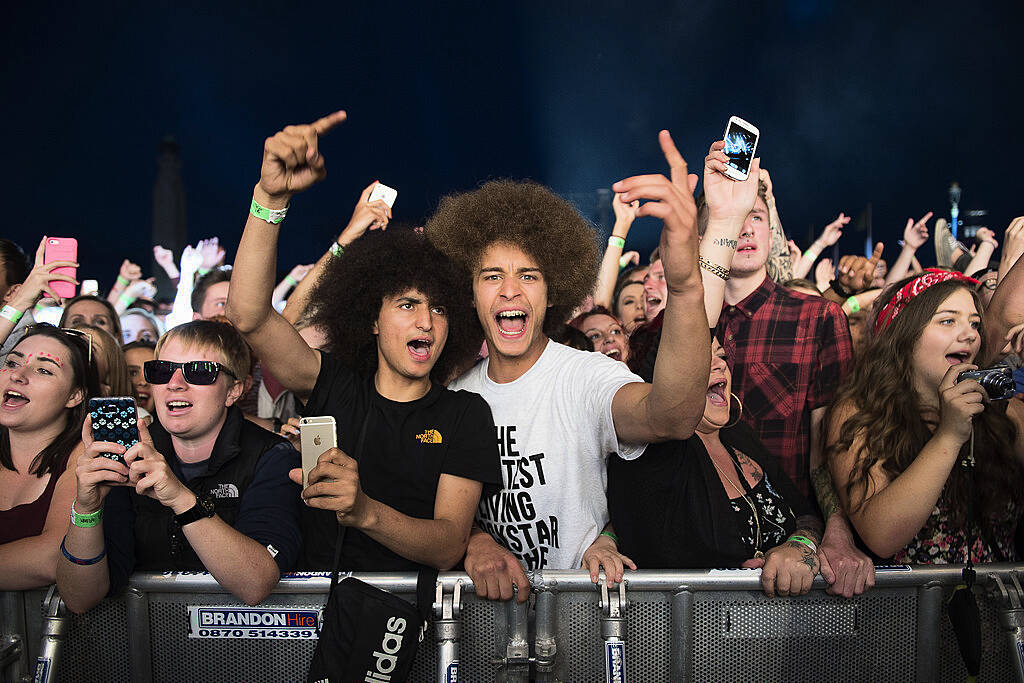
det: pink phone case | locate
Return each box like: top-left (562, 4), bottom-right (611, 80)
top-left (43, 237), bottom-right (77, 299)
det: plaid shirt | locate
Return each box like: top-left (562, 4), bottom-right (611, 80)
top-left (716, 275), bottom-right (853, 497)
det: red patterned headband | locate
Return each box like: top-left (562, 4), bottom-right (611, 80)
top-left (874, 269), bottom-right (979, 334)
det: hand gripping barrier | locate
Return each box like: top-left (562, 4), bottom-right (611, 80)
top-left (3, 564), bottom-right (1024, 683)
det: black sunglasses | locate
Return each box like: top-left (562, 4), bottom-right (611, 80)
top-left (143, 360), bottom-right (238, 386)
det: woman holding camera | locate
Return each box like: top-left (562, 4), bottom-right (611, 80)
top-left (826, 270), bottom-right (1024, 563)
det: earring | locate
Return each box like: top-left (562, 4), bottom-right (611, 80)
top-left (725, 392), bottom-right (744, 429)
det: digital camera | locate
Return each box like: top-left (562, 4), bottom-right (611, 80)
top-left (957, 366), bottom-right (1015, 401)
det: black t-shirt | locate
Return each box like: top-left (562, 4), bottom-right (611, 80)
top-left (607, 421), bottom-right (815, 569)
top-left (300, 350), bottom-right (501, 571)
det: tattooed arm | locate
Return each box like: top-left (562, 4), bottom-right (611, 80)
top-left (761, 168), bottom-right (794, 282)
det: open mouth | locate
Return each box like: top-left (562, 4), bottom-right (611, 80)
top-left (706, 380), bottom-right (728, 407)
top-left (407, 337), bottom-right (433, 361)
top-left (645, 295), bottom-right (662, 311)
top-left (2, 390), bottom-right (29, 408)
top-left (136, 390), bottom-right (150, 401)
top-left (495, 310), bottom-right (528, 338)
top-left (604, 348), bottom-right (621, 359)
top-left (166, 399), bottom-right (193, 414)
top-left (945, 351), bottom-right (971, 365)
top-left (737, 244), bottom-right (757, 253)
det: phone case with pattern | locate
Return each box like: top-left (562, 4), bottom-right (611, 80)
top-left (89, 397), bottom-right (139, 465)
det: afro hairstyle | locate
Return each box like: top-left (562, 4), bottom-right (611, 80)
top-left (424, 179), bottom-right (600, 334)
top-left (308, 229), bottom-right (481, 384)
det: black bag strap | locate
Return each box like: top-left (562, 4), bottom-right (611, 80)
top-left (327, 409), bottom-right (440, 620)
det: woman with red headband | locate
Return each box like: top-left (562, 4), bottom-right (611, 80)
top-left (825, 270), bottom-right (1024, 564)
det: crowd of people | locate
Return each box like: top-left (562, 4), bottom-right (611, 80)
top-left (2, 109), bottom-right (1023, 616)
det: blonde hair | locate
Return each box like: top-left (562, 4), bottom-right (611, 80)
top-left (155, 320), bottom-right (251, 382)
top-left (71, 323), bottom-right (132, 397)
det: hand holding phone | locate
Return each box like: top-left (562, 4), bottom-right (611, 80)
top-left (299, 416), bottom-right (337, 487)
top-left (43, 237), bottom-right (78, 300)
top-left (368, 182), bottom-right (398, 209)
top-left (89, 397), bottom-right (140, 465)
top-left (722, 116), bottom-right (760, 181)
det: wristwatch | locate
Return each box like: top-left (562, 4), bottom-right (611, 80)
top-left (174, 493), bottom-right (216, 527)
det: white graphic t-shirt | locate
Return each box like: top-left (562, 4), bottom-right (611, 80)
top-left (449, 340), bottom-right (646, 570)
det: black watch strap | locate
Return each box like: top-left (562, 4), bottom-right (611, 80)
top-left (174, 493), bottom-right (216, 527)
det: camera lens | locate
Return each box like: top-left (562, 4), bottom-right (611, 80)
top-left (978, 372), bottom-right (1014, 399)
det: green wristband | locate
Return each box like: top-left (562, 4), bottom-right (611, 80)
top-left (600, 531), bottom-right (619, 544)
top-left (250, 197), bottom-right (289, 225)
top-left (70, 502), bottom-right (104, 528)
top-left (119, 293), bottom-right (135, 307)
top-left (116, 274), bottom-right (130, 288)
top-left (284, 274), bottom-right (299, 288)
top-left (845, 296), bottom-right (861, 313)
top-left (788, 535), bottom-right (817, 552)
top-left (803, 249), bottom-right (818, 260)
top-left (0, 305), bottom-right (22, 324)
top-left (608, 235), bottom-right (626, 249)
top-left (329, 242), bottom-right (344, 258)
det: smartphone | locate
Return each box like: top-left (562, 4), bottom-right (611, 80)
top-left (368, 182), bottom-right (398, 209)
top-left (43, 237), bottom-right (78, 300)
top-left (80, 279), bottom-right (99, 296)
top-left (89, 397), bottom-right (140, 465)
top-left (299, 416), bottom-right (337, 487)
top-left (722, 116), bottom-right (760, 181)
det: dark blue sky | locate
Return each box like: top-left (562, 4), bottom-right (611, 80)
top-left (5, 0), bottom-right (1022, 287)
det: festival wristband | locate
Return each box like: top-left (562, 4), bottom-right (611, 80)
top-left (71, 502), bottom-right (104, 528)
top-left (250, 197), bottom-right (289, 225)
top-left (329, 242), bottom-right (344, 258)
top-left (600, 531), bottom-right (619, 544)
top-left (285, 274), bottom-right (299, 288)
top-left (0, 305), bottom-right (22, 324)
top-left (803, 248), bottom-right (820, 260)
top-left (845, 296), bottom-right (861, 313)
top-left (60, 536), bottom-right (107, 565)
top-left (608, 235), bottom-right (626, 249)
top-left (118, 293), bottom-right (136, 307)
top-left (788, 535), bottom-right (818, 553)
top-left (116, 275), bottom-right (130, 288)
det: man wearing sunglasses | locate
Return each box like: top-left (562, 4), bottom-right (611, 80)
top-left (57, 320), bottom-right (302, 611)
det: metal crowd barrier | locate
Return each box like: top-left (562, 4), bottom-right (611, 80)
top-left (3, 564), bottom-right (1024, 682)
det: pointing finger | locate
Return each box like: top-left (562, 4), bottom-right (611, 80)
top-left (868, 242), bottom-right (884, 266)
top-left (658, 130), bottom-right (689, 187)
top-left (311, 110), bottom-right (347, 136)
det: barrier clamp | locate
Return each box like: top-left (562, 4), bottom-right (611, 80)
top-left (990, 570), bottom-right (1024, 683)
top-left (433, 579), bottom-right (463, 683)
top-left (599, 579), bottom-right (628, 683)
top-left (32, 586), bottom-right (70, 683)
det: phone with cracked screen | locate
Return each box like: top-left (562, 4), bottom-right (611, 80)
top-left (722, 116), bottom-right (760, 181)
top-left (43, 237), bottom-right (78, 300)
top-left (89, 397), bottom-right (139, 465)
top-left (299, 416), bottom-right (337, 487)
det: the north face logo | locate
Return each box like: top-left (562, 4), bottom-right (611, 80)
top-left (415, 429), bottom-right (442, 444)
top-left (211, 483), bottom-right (239, 498)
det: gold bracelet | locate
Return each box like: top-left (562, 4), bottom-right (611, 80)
top-left (698, 256), bottom-right (730, 281)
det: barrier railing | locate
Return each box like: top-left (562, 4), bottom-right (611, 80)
top-left (3, 564), bottom-right (1024, 682)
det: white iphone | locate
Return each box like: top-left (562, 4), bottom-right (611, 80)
top-left (368, 181), bottom-right (398, 209)
top-left (299, 416), bottom-right (337, 487)
top-left (722, 116), bottom-right (760, 181)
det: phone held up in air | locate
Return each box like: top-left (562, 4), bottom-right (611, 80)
top-left (43, 237), bottom-right (78, 300)
top-left (367, 182), bottom-right (398, 209)
top-left (89, 397), bottom-right (140, 465)
top-left (299, 416), bottom-right (337, 487)
top-left (722, 116), bottom-right (760, 181)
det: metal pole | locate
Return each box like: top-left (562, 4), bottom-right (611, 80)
top-left (671, 590), bottom-right (693, 683)
top-left (434, 579), bottom-right (462, 683)
top-left (31, 587), bottom-right (69, 683)
top-left (915, 583), bottom-right (943, 683)
top-left (599, 581), bottom-right (627, 683)
top-left (126, 587), bottom-right (153, 683)
top-left (534, 590), bottom-right (557, 682)
top-left (991, 572), bottom-right (1024, 683)
top-left (502, 597), bottom-right (531, 683)
top-left (0, 590), bottom-right (27, 683)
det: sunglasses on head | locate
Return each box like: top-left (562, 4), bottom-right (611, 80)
top-left (143, 360), bottom-right (238, 385)
top-left (21, 323), bottom-right (93, 365)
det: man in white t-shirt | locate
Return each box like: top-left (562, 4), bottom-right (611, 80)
top-left (426, 131), bottom-right (711, 601)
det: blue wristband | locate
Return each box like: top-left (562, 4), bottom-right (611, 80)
top-left (60, 536), bottom-right (107, 565)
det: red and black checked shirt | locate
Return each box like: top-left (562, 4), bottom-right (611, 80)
top-left (716, 276), bottom-right (853, 497)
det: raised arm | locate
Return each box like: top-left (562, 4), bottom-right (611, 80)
top-left (796, 214), bottom-right (849, 280)
top-left (962, 228), bottom-right (998, 277)
top-left (226, 111), bottom-right (347, 400)
top-left (762, 170), bottom-right (793, 283)
top-left (281, 181), bottom-right (391, 324)
top-left (697, 141), bottom-right (760, 327)
top-left (610, 130), bottom-right (710, 443)
top-left (593, 194), bottom-right (639, 309)
top-left (887, 213), bottom-right (931, 284)
top-left (997, 217), bottom-right (1024, 284)
top-left (982, 233), bottom-right (1024, 366)
top-left (1, 237), bottom-right (77, 345)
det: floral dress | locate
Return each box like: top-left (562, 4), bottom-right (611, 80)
top-left (894, 488), bottom-right (1016, 564)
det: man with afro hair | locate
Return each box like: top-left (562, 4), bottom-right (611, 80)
top-left (227, 111), bottom-right (501, 572)
top-left (424, 130), bottom-right (711, 601)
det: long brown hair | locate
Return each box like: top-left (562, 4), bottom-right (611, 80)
top-left (824, 278), bottom-right (1022, 535)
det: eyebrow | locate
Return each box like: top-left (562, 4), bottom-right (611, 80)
top-left (397, 295), bottom-right (423, 304)
top-left (479, 266), bottom-right (542, 275)
top-left (933, 309), bottom-right (981, 317)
